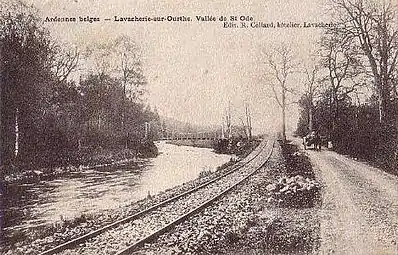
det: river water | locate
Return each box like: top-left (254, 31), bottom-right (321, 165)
top-left (2, 142), bottom-right (231, 233)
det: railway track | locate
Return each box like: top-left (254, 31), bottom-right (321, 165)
top-left (39, 138), bottom-right (275, 255)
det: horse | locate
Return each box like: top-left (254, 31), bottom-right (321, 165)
top-left (303, 132), bottom-right (321, 151)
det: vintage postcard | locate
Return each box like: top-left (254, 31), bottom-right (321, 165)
top-left (1, 0), bottom-right (397, 254)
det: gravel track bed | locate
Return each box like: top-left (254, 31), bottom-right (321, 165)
top-left (3, 141), bottom-right (262, 255)
top-left (133, 141), bottom-right (283, 255)
top-left (56, 140), bottom-right (272, 255)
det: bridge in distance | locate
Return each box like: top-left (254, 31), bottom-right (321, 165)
top-left (159, 132), bottom-right (223, 141)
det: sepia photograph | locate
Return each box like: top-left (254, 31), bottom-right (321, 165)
top-left (1, 0), bottom-right (397, 254)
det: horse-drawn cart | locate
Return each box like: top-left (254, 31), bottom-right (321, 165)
top-left (303, 132), bottom-right (322, 150)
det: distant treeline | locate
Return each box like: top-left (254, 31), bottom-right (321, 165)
top-left (0, 2), bottom-right (161, 169)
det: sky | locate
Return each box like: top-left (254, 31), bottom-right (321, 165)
top-left (21, 0), bottom-right (328, 134)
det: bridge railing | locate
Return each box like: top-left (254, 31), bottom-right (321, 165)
top-left (159, 132), bottom-right (222, 141)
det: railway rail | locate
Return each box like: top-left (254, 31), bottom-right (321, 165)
top-left (39, 138), bottom-right (275, 255)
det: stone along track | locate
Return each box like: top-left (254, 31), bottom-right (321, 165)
top-left (39, 139), bottom-right (274, 255)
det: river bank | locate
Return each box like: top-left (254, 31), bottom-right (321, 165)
top-left (165, 139), bottom-right (214, 148)
top-left (1, 141), bottom-right (159, 186)
top-left (3, 138), bottom-right (321, 255)
top-left (1, 142), bottom-right (242, 255)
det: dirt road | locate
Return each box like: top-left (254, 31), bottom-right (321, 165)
top-left (304, 146), bottom-right (397, 254)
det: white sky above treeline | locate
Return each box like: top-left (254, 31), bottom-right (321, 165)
top-left (23, 0), bottom-right (329, 134)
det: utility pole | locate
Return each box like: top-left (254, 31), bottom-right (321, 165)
top-left (245, 102), bottom-right (252, 140)
top-left (225, 102), bottom-right (232, 139)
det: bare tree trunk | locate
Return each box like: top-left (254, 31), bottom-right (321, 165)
top-left (225, 103), bottom-right (232, 139)
top-left (378, 85), bottom-right (389, 124)
top-left (14, 108), bottom-right (19, 159)
top-left (245, 103), bottom-right (252, 140)
top-left (281, 91), bottom-right (286, 141)
top-left (329, 93), bottom-right (333, 141)
top-left (246, 106), bottom-right (252, 140)
top-left (264, 44), bottom-right (296, 142)
top-left (308, 106), bottom-right (313, 132)
top-left (239, 117), bottom-right (248, 139)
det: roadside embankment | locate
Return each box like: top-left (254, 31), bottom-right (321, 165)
top-left (135, 140), bottom-right (322, 254)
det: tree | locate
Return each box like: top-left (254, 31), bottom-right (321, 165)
top-left (85, 36), bottom-right (147, 148)
top-left (301, 61), bottom-right (322, 133)
top-left (50, 44), bottom-right (80, 84)
top-left (319, 31), bottom-right (365, 139)
top-left (239, 102), bottom-right (252, 139)
top-left (115, 35), bottom-right (147, 101)
top-left (87, 35), bottom-right (146, 100)
top-left (224, 103), bottom-right (232, 139)
top-left (263, 44), bottom-right (297, 141)
top-left (245, 102), bottom-right (252, 139)
top-left (0, 2), bottom-right (160, 169)
top-left (1, 2), bottom-right (55, 166)
top-left (115, 36), bottom-right (146, 147)
top-left (329, 0), bottom-right (398, 123)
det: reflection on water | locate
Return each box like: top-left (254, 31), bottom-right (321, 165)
top-left (1, 142), bottom-right (231, 232)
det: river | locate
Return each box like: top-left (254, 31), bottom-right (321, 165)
top-left (2, 142), bottom-right (231, 234)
